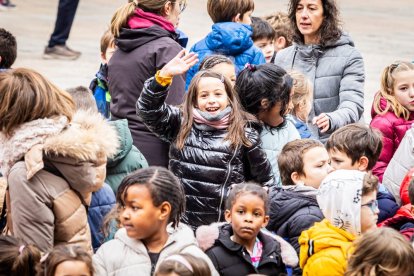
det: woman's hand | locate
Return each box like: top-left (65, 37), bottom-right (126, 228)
top-left (312, 113), bottom-right (331, 133)
top-left (159, 50), bottom-right (198, 78)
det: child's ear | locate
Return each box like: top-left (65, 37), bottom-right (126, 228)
top-left (224, 210), bottom-right (232, 223)
top-left (260, 99), bottom-right (270, 110)
top-left (159, 202), bottom-right (172, 221)
top-left (291, 171), bottom-right (301, 184)
top-left (232, 13), bottom-right (242, 23)
top-left (262, 215), bottom-right (270, 228)
top-left (357, 156), bottom-right (369, 171)
top-left (275, 36), bottom-right (287, 51)
top-left (100, 52), bottom-right (108, 64)
top-left (163, 0), bottom-right (173, 16)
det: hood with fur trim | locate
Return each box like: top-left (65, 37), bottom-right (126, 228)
top-left (196, 222), bottom-right (298, 268)
top-left (1, 111), bottom-right (119, 204)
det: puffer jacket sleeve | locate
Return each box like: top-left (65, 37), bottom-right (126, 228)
top-left (8, 163), bottom-right (54, 252)
top-left (93, 247), bottom-right (109, 276)
top-left (136, 77), bottom-right (182, 143)
top-left (185, 44), bottom-right (201, 91)
top-left (383, 127), bottom-right (414, 204)
top-left (370, 115), bottom-right (394, 182)
top-left (325, 49), bottom-right (364, 132)
top-left (244, 127), bottom-right (274, 186)
top-left (288, 210), bottom-right (324, 253)
top-left (250, 46), bottom-right (266, 65)
top-left (302, 255), bottom-right (345, 276)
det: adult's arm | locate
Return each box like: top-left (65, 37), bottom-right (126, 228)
top-left (326, 49), bottom-right (365, 132)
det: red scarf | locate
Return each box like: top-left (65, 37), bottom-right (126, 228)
top-left (128, 8), bottom-right (175, 33)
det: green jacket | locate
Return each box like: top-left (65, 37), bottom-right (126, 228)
top-left (106, 120), bottom-right (148, 193)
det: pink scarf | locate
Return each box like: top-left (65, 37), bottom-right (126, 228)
top-left (193, 108), bottom-right (230, 130)
top-left (128, 8), bottom-right (175, 33)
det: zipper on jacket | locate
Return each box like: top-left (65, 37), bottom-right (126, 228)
top-left (217, 147), bottom-right (239, 221)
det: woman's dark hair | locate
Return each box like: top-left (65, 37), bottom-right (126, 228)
top-left (36, 245), bottom-right (93, 276)
top-left (236, 63), bottom-right (293, 117)
top-left (116, 167), bottom-right (186, 228)
top-left (225, 182), bottom-right (269, 214)
top-left (0, 236), bottom-right (41, 276)
top-left (199, 54), bottom-right (234, 71)
top-left (288, 0), bottom-right (341, 46)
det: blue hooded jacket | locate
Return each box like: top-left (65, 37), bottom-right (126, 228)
top-left (185, 22), bottom-right (265, 90)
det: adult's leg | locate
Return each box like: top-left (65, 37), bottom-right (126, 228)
top-left (48, 0), bottom-right (80, 47)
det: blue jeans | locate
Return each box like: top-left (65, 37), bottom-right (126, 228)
top-left (48, 0), bottom-right (80, 47)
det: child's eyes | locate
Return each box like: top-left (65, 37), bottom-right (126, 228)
top-left (254, 212), bottom-right (262, 217)
top-left (237, 210), bottom-right (244, 214)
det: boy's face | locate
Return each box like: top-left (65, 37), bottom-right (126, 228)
top-left (225, 193), bottom-right (269, 245)
top-left (254, 38), bottom-right (275, 63)
top-left (295, 146), bottom-right (332, 189)
top-left (101, 44), bottom-right (116, 64)
top-left (329, 148), bottom-right (367, 171)
top-left (360, 191), bottom-right (379, 234)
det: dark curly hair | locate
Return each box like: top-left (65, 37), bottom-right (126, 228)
top-left (116, 166), bottom-right (186, 228)
top-left (0, 28), bottom-right (17, 69)
top-left (288, 0), bottom-right (342, 46)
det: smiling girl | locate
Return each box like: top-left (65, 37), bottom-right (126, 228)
top-left (370, 61), bottom-right (414, 182)
top-left (137, 50), bottom-right (273, 229)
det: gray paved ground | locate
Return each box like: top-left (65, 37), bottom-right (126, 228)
top-left (1, 0), bottom-right (413, 121)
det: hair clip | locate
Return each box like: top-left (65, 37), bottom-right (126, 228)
top-left (131, 0), bottom-right (138, 7)
top-left (245, 63), bottom-right (256, 72)
top-left (19, 245), bottom-right (25, 255)
top-left (220, 74), bottom-right (225, 83)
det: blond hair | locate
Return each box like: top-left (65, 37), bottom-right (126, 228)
top-left (373, 61), bottom-right (414, 120)
top-left (345, 227), bottom-right (414, 276)
top-left (110, 0), bottom-right (182, 37)
top-left (100, 28), bottom-right (115, 54)
top-left (289, 70), bottom-right (313, 121)
top-left (264, 12), bottom-right (292, 46)
top-left (0, 68), bottom-right (75, 137)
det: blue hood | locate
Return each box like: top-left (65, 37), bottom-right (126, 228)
top-left (205, 22), bottom-right (253, 56)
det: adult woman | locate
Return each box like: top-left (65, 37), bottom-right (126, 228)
top-left (0, 69), bottom-right (118, 253)
top-left (274, 0), bottom-right (364, 141)
top-left (109, 0), bottom-right (187, 167)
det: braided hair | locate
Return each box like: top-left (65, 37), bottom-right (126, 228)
top-left (116, 167), bottom-right (186, 228)
top-left (199, 54), bottom-right (234, 71)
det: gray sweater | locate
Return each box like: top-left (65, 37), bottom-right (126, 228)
top-left (274, 33), bottom-right (365, 141)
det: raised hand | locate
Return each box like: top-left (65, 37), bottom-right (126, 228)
top-left (159, 50), bottom-right (198, 78)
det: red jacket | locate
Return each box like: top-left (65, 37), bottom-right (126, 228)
top-left (378, 204), bottom-right (414, 240)
top-left (400, 168), bottom-right (414, 206)
top-left (370, 97), bottom-right (414, 182)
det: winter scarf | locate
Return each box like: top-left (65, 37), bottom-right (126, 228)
top-left (193, 107), bottom-right (231, 131)
top-left (128, 8), bottom-right (175, 33)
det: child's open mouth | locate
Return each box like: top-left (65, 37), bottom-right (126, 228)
top-left (206, 107), bottom-right (220, 112)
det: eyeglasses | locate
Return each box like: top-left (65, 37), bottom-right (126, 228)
top-left (178, 0), bottom-right (186, 13)
top-left (361, 200), bottom-right (379, 214)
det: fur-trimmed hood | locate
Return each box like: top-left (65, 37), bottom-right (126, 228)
top-left (1, 111), bottom-right (119, 204)
top-left (195, 222), bottom-right (298, 268)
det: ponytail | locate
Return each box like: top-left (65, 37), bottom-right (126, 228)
top-left (110, 0), bottom-right (138, 37)
top-left (0, 236), bottom-right (41, 276)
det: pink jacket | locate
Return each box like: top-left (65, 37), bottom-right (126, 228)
top-left (370, 96), bottom-right (414, 182)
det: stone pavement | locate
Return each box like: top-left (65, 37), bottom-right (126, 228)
top-left (1, 0), bottom-right (413, 121)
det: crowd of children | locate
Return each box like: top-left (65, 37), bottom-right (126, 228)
top-left (1, 0), bottom-right (414, 275)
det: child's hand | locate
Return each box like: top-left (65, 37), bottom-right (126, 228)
top-left (312, 113), bottom-right (330, 133)
top-left (159, 50), bottom-right (198, 78)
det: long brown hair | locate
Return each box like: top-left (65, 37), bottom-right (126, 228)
top-left (176, 70), bottom-right (255, 150)
top-left (373, 61), bottom-right (414, 120)
top-left (36, 245), bottom-right (93, 276)
top-left (110, 0), bottom-right (181, 37)
top-left (155, 253), bottom-right (211, 276)
top-left (0, 68), bottom-right (75, 137)
top-left (345, 227), bottom-right (414, 276)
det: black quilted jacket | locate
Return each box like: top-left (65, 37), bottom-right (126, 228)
top-left (137, 78), bottom-right (273, 228)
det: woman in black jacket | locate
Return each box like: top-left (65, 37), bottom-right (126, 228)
top-left (137, 52), bottom-right (273, 228)
top-left (109, 0), bottom-right (187, 167)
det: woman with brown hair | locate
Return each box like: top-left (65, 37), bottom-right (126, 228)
top-left (109, 0), bottom-right (188, 167)
top-left (274, 0), bottom-right (365, 142)
top-left (0, 68), bottom-right (119, 253)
